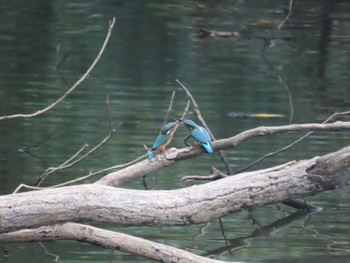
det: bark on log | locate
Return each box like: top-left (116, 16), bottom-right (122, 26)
top-left (1, 146), bottom-right (349, 234)
top-left (0, 223), bottom-right (233, 263)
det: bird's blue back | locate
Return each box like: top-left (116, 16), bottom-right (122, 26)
top-left (192, 126), bottom-right (211, 144)
top-left (151, 134), bottom-right (169, 150)
top-left (183, 119), bottom-right (213, 153)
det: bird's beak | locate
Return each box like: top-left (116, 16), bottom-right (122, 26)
top-left (176, 118), bottom-right (184, 124)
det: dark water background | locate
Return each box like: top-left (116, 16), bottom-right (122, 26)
top-left (0, 1), bottom-right (349, 262)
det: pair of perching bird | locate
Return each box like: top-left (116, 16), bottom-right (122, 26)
top-left (148, 119), bottom-right (213, 159)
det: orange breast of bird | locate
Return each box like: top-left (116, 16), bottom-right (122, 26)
top-left (157, 131), bottom-right (175, 154)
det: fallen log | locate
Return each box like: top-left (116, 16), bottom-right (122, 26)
top-left (0, 223), bottom-right (234, 263)
top-left (0, 146), bottom-right (349, 234)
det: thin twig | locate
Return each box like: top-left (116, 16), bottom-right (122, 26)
top-left (12, 184), bottom-right (46, 194)
top-left (0, 17), bottom-right (116, 121)
top-left (18, 129), bottom-right (63, 167)
top-left (55, 53), bottom-right (69, 72)
top-left (176, 79), bottom-right (234, 175)
top-left (60, 144), bottom-right (90, 168)
top-left (19, 129), bottom-right (61, 152)
top-left (19, 150), bottom-right (49, 168)
top-left (261, 0), bottom-right (293, 52)
top-left (13, 154), bottom-right (147, 193)
top-left (49, 153), bottom-right (147, 188)
top-left (144, 93), bottom-right (189, 158)
top-left (168, 96), bottom-right (190, 138)
top-left (259, 0), bottom-right (297, 76)
top-left (35, 122), bottom-right (122, 187)
top-left (278, 75), bottom-right (294, 123)
top-left (181, 100), bottom-right (191, 120)
top-left (38, 242), bottom-right (61, 263)
top-left (182, 167), bottom-right (227, 182)
top-left (162, 91), bottom-right (176, 129)
top-left (34, 95), bottom-right (121, 187)
top-left (277, 0), bottom-right (293, 30)
top-left (35, 144), bottom-right (90, 187)
top-left (106, 94), bottom-right (121, 132)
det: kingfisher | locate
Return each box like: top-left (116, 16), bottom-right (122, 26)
top-left (148, 121), bottom-right (179, 159)
top-left (179, 119), bottom-right (214, 153)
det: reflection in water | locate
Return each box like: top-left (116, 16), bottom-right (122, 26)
top-left (0, 0), bottom-right (350, 262)
top-left (205, 210), bottom-right (315, 257)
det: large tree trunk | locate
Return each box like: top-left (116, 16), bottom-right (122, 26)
top-left (1, 146), bottom-right (349, 234)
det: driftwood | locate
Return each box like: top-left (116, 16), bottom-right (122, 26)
top-left (1, 121), bottom-right (350, 262)
top-left (1, 145), bottom-right (349, 234)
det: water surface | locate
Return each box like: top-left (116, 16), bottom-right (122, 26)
top-left (0, 1), bottom-right (349, 262)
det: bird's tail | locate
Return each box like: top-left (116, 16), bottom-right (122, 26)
top-left (148, 150), bottom-right (155, 159)
top-left (202, 142), bottom-right (213, 153)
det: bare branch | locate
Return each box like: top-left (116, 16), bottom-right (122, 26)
top-left (181, 99), bottom-right (191, 119)
top-left (34, 143), bottom-right (90, 187)
top-left (176, 79), bottom-right (234, 175)
top-left (15, 153), bottom-right (147, 193)
top-left (97, 121), bottom-right (350, 187)
top-left (12, 184), bottom-right (46, 194)
top-left (31, 94), bottom-right (121, 187)
top-left (0, 17), bottom-right (116, 121)
top-left (277, 0), bottom-right (293, 30)
top-left (48, 153), bottom-right (147, 189)
top-left (278, 75), bottom-right (294, 123)
top-left (35, 122), bottom-right (121, 187)
top-left (261, 0), bottom-right (294, 52)
top-left (236, 111), bottom-right (350, 173)
top-left (162, 91), bottom-right (176, 128)
top-left (214, 121), bottom-right (350, 151)
top-left (182, 167), bottom-right (228, 182)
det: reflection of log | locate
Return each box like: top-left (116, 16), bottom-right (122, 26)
top-left (0, 146), bottom-right (349, 234)
top-left (206, 211), bottom-right (312, 256)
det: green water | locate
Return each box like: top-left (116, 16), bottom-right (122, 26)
top-left (0, 1), bottom-right (349, 262)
